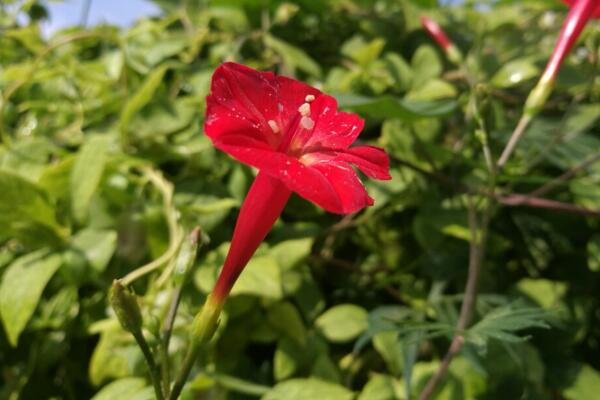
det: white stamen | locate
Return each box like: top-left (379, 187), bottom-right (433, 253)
top-left (268, 120), bottom-right (280, 133)
top-left (305, 94), bottom-right (315, 102)
top-left (300, 116), bottom-right (315, 130)
top-left (298, 102), bottom-right (311, 116)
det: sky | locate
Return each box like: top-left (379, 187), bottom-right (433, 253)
top-left (41, 0), bottom-right (161, 35)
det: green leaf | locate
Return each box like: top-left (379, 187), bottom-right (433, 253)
top-left (89, 327), bottom-right (135, 385)
top-left (0, 170), bottom-right (63, 244)
top-left (270, 238), bottom-right (313, 271)
top-left (231, 255), bottom-right (283, 299)
top-left (341, 36), bottom-right (386, 67)
top-left (71, 229), bottom-right (117, 272)
top-left (358, 374), bottom-right (402, 400)
top-left (91, 378), bottom-right (152, 400)
top-left (491, 58), bottom-right (539, 88)
top-left (411, 45), bottom-right (442, 87)
top-left (262, 378), bottom-right (353, 400)
top-left (516, 278), bottom-right (567, 309)
top-left (119, 64), bottom-right (171, 144)
top-left (264, 34), bottom-right (321, 77)
top-left (406, 79), bottom-right (457, 101)
top-left (315, 304), bottom-right (368, 343)
top-left (0, 250), bottom-right (62, 346)
top-left (267, 302), bottom-right (307, 345)
top-left (563, 364), bottom-right (600, 400)
top-left (336, 92), bottom-right (457, 120)
top-left (467, 301), bottom-right (550, 348)
top-left (70, 135), bottom-right (112, 222)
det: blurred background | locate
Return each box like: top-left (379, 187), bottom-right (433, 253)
top-left (1, 0), bottom-right (600, 399)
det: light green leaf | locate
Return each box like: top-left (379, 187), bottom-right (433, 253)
top-left (262, 378), bottom-right (353, 400)
top-left (516, 278), bottom-right (567, 309)
top-left (0, 170), bottom-right (63, 244)
top-left (70, 135), bottom-right (112, 222)
top-left (231, 255), bottom-right (283, 299)
top-left (264, 34), bottom-right (321, 77)
top-left (71, 229), bottom-right (117, 272)
top-left (411, 45), bottom-right (442, 87)
top-left (563, 364), bottom-right (600, 400)
top-left (0, 250), bottom-right (62, 346)
top-left (406, 79), bottom-right (457, 101)
top-left (358, 374), bottom-right (402, 400)
top-left (119, 64), bottom-right (170, 144)
top-left (491, 58), bottom-right (539, 88)
top-left (316, 304), bottom-right (368, 343)
top-left (91, 378), bottom-right (152, 400)
top-left (270, 238), bottom-right (313, 271)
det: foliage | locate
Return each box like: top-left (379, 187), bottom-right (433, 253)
top-left (1, 0), bottom-right (600, 399)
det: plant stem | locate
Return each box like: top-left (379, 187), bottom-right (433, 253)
top-left (419, 194), bottom-right (493, 400)
top-left (497, 193), bottom-right (600, 218)
top-left (169, 296), bottom-right (223, 400)
top-left (161, 285), bottom-right (184, 395)
top-left (497, 114), bottom-right (532, 168)
top-left (132, 330), bottom-right (164, 400)
top-left (528, 153), bottom-right (600, 198)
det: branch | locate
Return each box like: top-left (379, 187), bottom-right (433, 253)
top-left (497, 193), bottom-right (600, 218)
top-left (528, 153), bottom-right (600, 198)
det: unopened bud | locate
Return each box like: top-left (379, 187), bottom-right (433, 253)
top-left (173, 227), bottom-right (201, 285)
top-left (524, 79), bottom-right (555, 116)
top-left (110, 280), bottom-right (143, 334)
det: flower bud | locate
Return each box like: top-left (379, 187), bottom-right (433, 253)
top-left (173, 227), bottom-right (201, 286)
top-left (110, 279), bottom-right (143, 334)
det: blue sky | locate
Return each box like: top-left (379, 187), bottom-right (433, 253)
top-left (42, 0), bottom-right (161, 35)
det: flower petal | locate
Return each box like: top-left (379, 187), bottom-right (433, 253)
top-left (213, 134), bottom-right (372, 214)
top-left (562, 0), bottom-right (600, 18)
top-left (205, 62), bottom-right (321, 151)
top-left (302, 95), bottom-right (364, 150)
top-left (334, 145), bottom-right (391, 180)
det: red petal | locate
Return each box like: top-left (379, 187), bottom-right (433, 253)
top-left (214, 135), bottom-right (372, 214)
top-left (334, 145), bottom-right (391, 180)
top-left (205, 62), bottom-right (320, 151)
top-left (302, 95), bottom-right (364, 150)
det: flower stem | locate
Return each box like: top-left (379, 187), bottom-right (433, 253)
top-left (168, 295), bottom-right (224, 400)
top-left (131, 330), bottom-right (165, 400)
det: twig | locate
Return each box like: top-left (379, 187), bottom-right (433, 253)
top-left (121, 168), bottom-right (183, 286)
top-left (528, 153), bottom-right (600, 198)
top-left (131, 330), bottom-right (164, 400)
top-left (497, 193), bottom-right (600, 218)
top-left (497, 114), bottom-right (533, 168)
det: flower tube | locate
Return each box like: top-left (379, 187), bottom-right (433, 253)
top-left (498, 0), bottom-right (599, 167)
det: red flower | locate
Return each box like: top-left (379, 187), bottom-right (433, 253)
top-left (562, 0), bottom-right (600, 18)
top-left (420, 16), bottom-right (463, 64)
top-left (497, 0), bottom-right (599, 167)
top-left (541, 0), bottom-right (599, 83)
top-left (204, 62), bottom-right (390, 301)
top-left (420, 16), bottom-right (452, 50)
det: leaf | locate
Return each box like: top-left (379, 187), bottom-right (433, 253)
top-left (411, 45), bottom-right (442, 88)
top-left (563, 364), bottom-right (600, 400)
top-left (491, 58), bottom-right (539, 88)
top-left (0, 250), bottom-right (62, 346)
top-left (71, 229), bottom-right (118, 272)
top-left (0, 170), bottom-right (63, 244)
top-left (91, 378), bottom-right (152, 400)
top-left (231, 255), bottom-right (283, 299)
top-left (358, 374), bottom-right (402, 400)
top-left (406, 79), bottom-right (457, 101)
top-left (267, 302), bottom-right (307, 345)
top-left (516, 278), bottom-right (567, 309)
top-left (269, 238), bottom-right (313, 271)
top-left (119, 63), bottom-right (170, 144)
top-left (89, 327), bottom-right (135, 385)
top-left (262, 378), bottom-right (353, 400)
top-left (336, 92), bottom-right (457, 120)
top-left (70, 135), bottom-right (112, 222)
top-left (264, 34), bottom-right (321, 77)
top-left (341, 36), bottom-right (386, 66)
top-left (315, 304), bottom-right (368, 343)
top-left (467, 301), bottom-right (550, 348)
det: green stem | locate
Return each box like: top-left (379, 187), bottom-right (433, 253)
top-left (168, 295), bottom-right (224, 400)
top-left (132, 330), bottom-right (165, 400)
